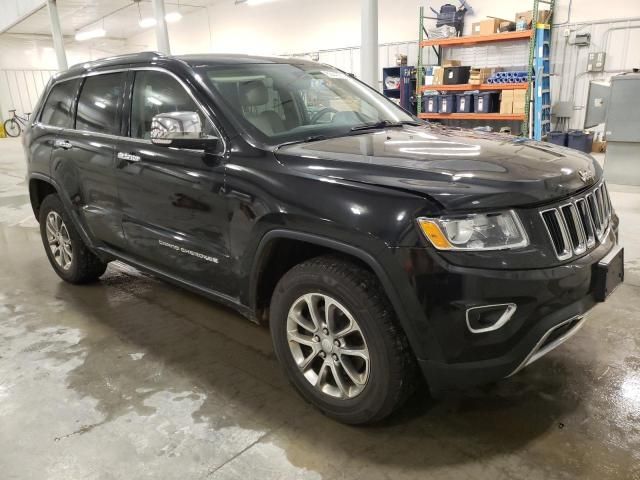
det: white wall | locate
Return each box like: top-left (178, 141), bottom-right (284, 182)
top-left (126, 0), bottom-right (640, 56)
top-left (0, 0), bottom-right (44, 33)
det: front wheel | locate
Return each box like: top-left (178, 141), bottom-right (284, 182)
top-left (270, 255), bottom-right (417, 424)
top-left (3, 119), bottom-right (21, 137)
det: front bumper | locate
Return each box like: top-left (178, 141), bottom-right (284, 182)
top-left (396, 226), bottom-right (622, 392)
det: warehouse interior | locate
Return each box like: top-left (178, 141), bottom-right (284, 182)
top-left (1, 1), bottom-right (639, 479)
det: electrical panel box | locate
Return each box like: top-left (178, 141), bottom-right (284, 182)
top-left (574, 33), bottom-right (591, 47)
top-left (587, 52), bottom-right (606, 72)
top-left (584, 81), bottom-right (610, 128)
top-left (607, 73), bottom-right (640, 142)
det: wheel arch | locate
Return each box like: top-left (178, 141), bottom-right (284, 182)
top-left (29, 176), bottom-right (58, 220)
top-left (28, 173), bottom-right (101, 256)
top-left (249, 230), bottom-right (416, 348)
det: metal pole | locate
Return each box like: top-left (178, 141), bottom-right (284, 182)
top-left (46, 0), bottom-right (68, 71)
top-left (360, 0), bottom-right (379, 88)
top-left (152, 0), bottom-right (171, 55)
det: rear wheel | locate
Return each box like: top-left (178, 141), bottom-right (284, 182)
top-left (270, 255), bottom-right (416, 424)
top-left (39, 194), bottom-right (108, 283)
top-left (3, 119), bottom-right (21, 137)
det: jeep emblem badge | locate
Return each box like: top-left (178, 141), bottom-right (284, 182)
top-left (578, 169), bottom-right (595, 183)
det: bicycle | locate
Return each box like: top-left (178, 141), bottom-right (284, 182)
top-left (4, 109), bottom-right (31, 137)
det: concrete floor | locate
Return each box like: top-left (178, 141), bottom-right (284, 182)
top-left (1, 137), bottom-right (639, 480)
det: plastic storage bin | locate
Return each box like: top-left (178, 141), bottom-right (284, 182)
top-left (438, 93), bottom-right (457, 113)
top-left (547, 131), bottom-right (568, 146)
top-left (456, 93), bottom-right (474, 113)
top-left (474, 91), bottom-right (500, 113)
top-left (423, 95), bottom-right (440, 113)
top-left (443, 66), bottom-right (471, 85)
top-left (567, 131), bottom-right (594, 153)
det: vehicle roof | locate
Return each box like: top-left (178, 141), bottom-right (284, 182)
top-left (58, 51), bottom-right (317, 81)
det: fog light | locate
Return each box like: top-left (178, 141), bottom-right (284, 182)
top-left (466, 303), bottom-right (517, 333)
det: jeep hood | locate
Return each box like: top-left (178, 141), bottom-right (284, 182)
top-left (274, 125), bottom-right (602, 211)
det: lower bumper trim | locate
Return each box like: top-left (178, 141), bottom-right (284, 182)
top-left (506, 314), bottom-right (586, 377)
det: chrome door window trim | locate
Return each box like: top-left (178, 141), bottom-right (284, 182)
top-left (37, 66), bottom-right (228, 156)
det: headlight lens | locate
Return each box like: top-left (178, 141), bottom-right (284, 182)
top-left (417, 210), bottom-right (529, 251)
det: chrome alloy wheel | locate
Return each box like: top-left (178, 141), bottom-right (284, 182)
top-left (45, 211), bottom-right (73, 271)
top-left (286, 293), bottom-right (370, 399)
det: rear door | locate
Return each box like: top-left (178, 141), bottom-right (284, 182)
top-left (114, 68), bottom-right (232, 295)
top-left (51, 71), bottom-right (128, 249)
top-left (29, 79), bottom-right (80, 182)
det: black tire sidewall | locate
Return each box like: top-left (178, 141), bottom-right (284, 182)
top-left (39, 195), bottom-right (85, 282)
top-left (271, 264), bottom-right (398, 423)
top-left (4, 119), bottom-right (20, 137)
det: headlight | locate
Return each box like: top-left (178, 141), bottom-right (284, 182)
top-left (417, 210), bottom-right (529, 251)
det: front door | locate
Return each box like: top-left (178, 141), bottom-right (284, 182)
top-left (115, 69), bottom-right (232, 296)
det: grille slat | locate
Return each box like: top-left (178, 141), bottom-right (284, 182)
top-left (540, 182), bottom-right (612, 260)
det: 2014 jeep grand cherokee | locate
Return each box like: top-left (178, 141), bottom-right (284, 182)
top-left (24, 52), bottom-right (624, 424)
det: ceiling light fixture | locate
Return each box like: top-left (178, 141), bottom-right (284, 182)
top-left (74, 28), bottom-right (106, 41)
top-left (165, 11), bottom-right (182, 22)
top-left (235, 0), bottom-right (277, 5)
top-left (139, 17), bottom-right (157, 28)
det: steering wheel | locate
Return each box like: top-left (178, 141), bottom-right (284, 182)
top-left (310, 107), bottom-right (338, 124)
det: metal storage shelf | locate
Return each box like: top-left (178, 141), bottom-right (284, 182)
top-left (420, 30), bottom-right (533, 47)
top-left (418, 113), bottom-right (526, 120)
top-left (419, 83), bottom-right (528, 92)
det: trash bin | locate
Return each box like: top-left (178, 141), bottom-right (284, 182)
top-left (474, 91), bottom-right (500, 113)
top-left (438, 93), bottom-right (457, 113)
top-left (423, 95), bottom-right (440, 113)
top-left (456, 92), bottom-right (475, 113)
top-left (547, 131), bottom-right (568, 146)
top-left (567, 130), bottom-right (594, 153)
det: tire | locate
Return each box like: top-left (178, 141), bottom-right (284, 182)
top-left (4, 119), bottom-right (21, 137)
top-left (39, 194), bottom-right (108, 284)
top-left (270, 255), bottom-right (416, 424)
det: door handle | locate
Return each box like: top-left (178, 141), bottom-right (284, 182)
top-left (54, 139), bottom-right (73, 150)
top-left (117, 152), bottom-right (141, 163)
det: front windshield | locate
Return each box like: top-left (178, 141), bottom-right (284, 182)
top-left (198, 63), bottom-right (416, 145)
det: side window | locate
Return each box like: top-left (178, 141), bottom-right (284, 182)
top-left (131, 70), bottom-right (210, 140)
top-left (39, 79), bottom-right (78, 128)
top-left (76, 72), bottom-right (125, 135)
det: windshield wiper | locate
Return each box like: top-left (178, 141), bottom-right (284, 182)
top-left (349, 120), bottom-right (422, 132)
top-left (276, 135), bottom-right (328, 149)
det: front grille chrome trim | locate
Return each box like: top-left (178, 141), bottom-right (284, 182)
top-left (541, 181), bottom-right (612, 260)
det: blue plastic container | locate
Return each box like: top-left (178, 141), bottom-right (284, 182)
top-left (456, 93), bottom-right (474, 113)
top-left (547, 131), bottom-right (568, 146)
top-left (423, 95), bottom-right (440, 113)
top-left (438, 93), bottom-right (457, 113)
top-left (567, 131), bottom-right (594, 153)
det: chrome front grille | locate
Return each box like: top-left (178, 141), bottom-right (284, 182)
top-left (540, 182), bottom-right (612, 260)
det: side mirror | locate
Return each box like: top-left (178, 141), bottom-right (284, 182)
top-left (150, 111), bottom-right (218, 149)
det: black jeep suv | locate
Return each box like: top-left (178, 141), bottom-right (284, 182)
top-left (24, 52), bottom-right (623, 424)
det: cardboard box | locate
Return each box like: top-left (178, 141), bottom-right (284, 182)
top-left (500, 99), bottom-right (513, 114)
top-left (469, 67), bottom-right (500, 85)
top-left (473, 18), bottom-right (511, 36)
top-left (592, 140), bottom-right (607, 153)
top-left (515, 10), bottom-right (551, 29)
top-left (432, 67), bottom-right (444, 86)
top-left (442, 59), bottom-right (461, 67)
top-left (512, 102), bottom-right (526, 114)
top-left (513, 89), bottom-right (527, 103)
top-left (502, 90), bottom-right (515, 102)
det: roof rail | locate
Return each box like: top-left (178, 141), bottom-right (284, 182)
top-left (67, 51), bottom-right (167, 73)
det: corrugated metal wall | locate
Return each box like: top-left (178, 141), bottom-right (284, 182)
top-left (0, 69), bottom-right (54, 122)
